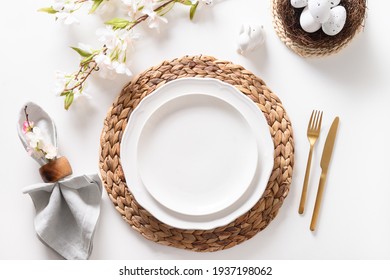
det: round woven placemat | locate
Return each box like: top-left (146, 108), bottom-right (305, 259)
top-left (99, 55), bottom-right (294, 252)
top-left (272, 0), bottom-right (366, 57)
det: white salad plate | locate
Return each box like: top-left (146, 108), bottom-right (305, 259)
top-left (137, 93), bottom-right (258, 216)
top-left (120, 78), bottom-right (274, 229)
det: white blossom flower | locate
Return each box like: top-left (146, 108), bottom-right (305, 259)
top-left (142, 4), bottom-right (168, 30)
top-left (25, 127), bottom-right (42, 149)
top-left (56, 10), bottom-right (80, 25)
top-left (43, 144), bottom-right (58, 160)
top-left (94, 53), bottom-right (117, 79)
top-left (147, 13), bottom-right (168, 30)
top-left (94, 27), bottom-right (136, 78)
top-left (54, 71), bottom-right (83, 95)
top-left (114, 62), bottom-right (132, 76)
top-left (24, 126), bottom-right (58, 160)
top-left (96, 0), bottom-right (120, 18)
top-left (121, 0), bottom-right (141, 18)
top-left (94, 53), bottom-right (112, 66)
top-left (52, 0), bottom-right (73, 11)
top-left (96, 27), bottom-right (118, 49)
top-left (51, 0), bottom-right (80, 25)
top-left (54, 71), bottom-right (67, 96)
top-left (97, 27), bottom-right (138, 50)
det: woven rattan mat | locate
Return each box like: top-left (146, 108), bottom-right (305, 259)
top-left (99, 55), bottom-right (294, 252)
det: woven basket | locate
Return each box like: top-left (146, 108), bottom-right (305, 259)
top-left (272, 0), bottom-right (367, 57)
top-left (99, 55), bottom-right (294, 252)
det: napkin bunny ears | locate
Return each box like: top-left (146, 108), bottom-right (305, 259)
top-left (17, 102), bottom-right (72, 182)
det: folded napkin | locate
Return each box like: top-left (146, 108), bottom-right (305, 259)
top-left (18, 102), bottom-right (103, 260)
top-left (23, 174), bottom-right (102, 260)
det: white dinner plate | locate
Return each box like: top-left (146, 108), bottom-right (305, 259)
top-left (120, 78), bottom-right (274, 229)
top-left (137, 94), bottom-right (258, 216)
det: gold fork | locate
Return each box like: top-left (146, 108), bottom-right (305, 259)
top-left (298, 110), bottom-right (323, 214)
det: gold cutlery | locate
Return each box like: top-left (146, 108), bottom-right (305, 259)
top-left (310, 116), bottom-right (339, 231)
top-left (299, 110), bottom-right (323, 214)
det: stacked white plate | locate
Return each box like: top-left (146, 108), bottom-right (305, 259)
top-left (120, 78), bottom-right (274, 229)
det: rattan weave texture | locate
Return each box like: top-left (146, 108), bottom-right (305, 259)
top-left (99, 55), bottom-right (294, 252)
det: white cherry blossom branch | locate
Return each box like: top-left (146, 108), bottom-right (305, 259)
top-left (40, 0), bottom-right (213, 110)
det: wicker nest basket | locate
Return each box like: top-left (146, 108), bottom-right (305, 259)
top-left (272, 0), bottom-right (367, 57)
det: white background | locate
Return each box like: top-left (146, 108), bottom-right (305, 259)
top-left (1, 0), bottom-right (389, 260)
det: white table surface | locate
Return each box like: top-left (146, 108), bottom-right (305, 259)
top-left (1, 0), bottom-right (389, 260)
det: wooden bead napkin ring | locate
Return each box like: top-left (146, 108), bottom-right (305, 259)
top-left (39, 156), bottom-right (73, 183)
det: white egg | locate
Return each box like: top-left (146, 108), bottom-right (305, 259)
top-left (330, 0), bottom-right (341, 7)
top-left (322, 6), bottom-right (347, 36)
top-left (308, 0), bottom-right (332, 23)
top-left (300, 6), bottom-right (322, 33)
top-left (291, 0), bottom-right (308, 8)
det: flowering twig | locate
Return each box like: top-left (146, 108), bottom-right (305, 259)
top-left (23, 106), bottom-right (33, 132)
top-left (40, 0), bottom-right (213, 110)
top-left (22, 106), bottom-right (58, 162)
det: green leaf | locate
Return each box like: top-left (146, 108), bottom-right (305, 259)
top-left (81, 54), bottom-right (95, 65)
top-left (90, 0), bottom-right (104, 14)
top-left (64, 93), bottom-right (74, 110)
top-left (60, 91), bottom-right (71, 97)
top-left (105, 18), bottom-right (131, 30)
top-left (181, 0), bottom-right (194, 5)
top-left (190, 2), bottom-right (199, 20)
top-left (71, 47), bottom-right (92, 58)
top-left (38, 7), bottom-right (58, 14)
top-left (158, 1), bottom-right (176, 16)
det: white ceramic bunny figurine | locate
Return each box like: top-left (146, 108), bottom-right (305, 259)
top-left (237, 23), bottom-right (265, 55)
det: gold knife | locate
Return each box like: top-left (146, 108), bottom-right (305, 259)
top-left (310, 116), bottom-right (339, 231)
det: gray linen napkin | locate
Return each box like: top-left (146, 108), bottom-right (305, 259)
top-left (23, 174), bottom-right (103, 260)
